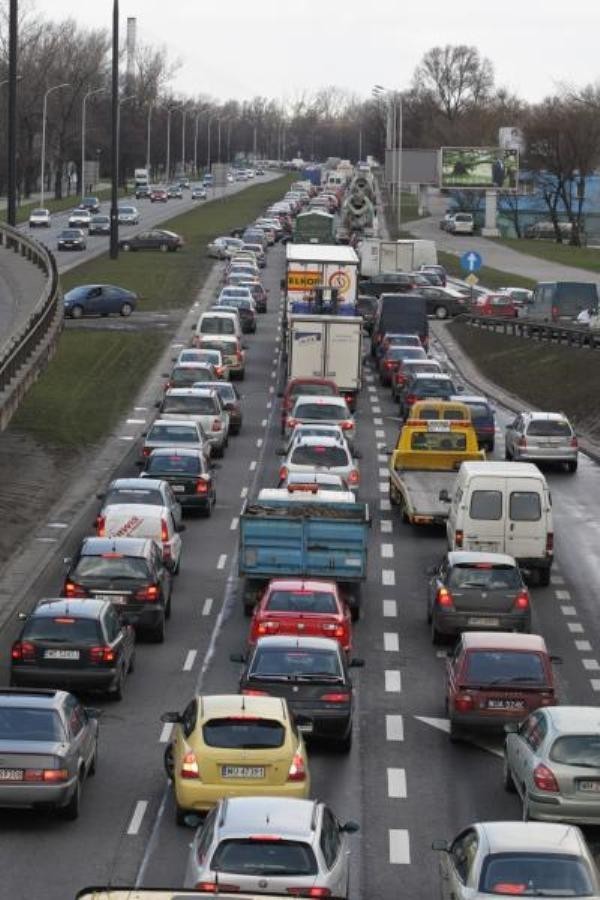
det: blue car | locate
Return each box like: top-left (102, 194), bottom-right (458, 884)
top-left (451, 393), bottom-right (496, 452)
top-left (64, 284), bottom-right (138, 319)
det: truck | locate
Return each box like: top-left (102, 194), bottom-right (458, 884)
top-left (371, 293), bottom-right (429, 354)
top-left (134, 168), bottom-right (150, 188)
top-left (287, 314), bottom-right (362, 410)
top-left (358, 238), bottom-right (437, 278)
top-left (285, 244), bottom-right (359, 316)
top-left (388, 417), bottom-right (485, 526)
top-left (301, 165), bottom-right (322, 187)
top-left (238, 489), bottom-right (370, 619)
top-left (293, 211), bottom-right (335, 245)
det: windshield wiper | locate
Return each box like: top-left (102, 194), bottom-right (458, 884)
top-left (291, 673), bottom-right (343, 682)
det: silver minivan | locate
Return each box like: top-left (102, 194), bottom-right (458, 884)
top-left (505, 412), bottom-right (578, 473)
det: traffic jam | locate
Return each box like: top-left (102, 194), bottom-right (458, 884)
top-left (4, 164), bottom-right (600, 900)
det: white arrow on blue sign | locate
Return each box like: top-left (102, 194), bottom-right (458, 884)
top-left (460, 250), bottom-right (482, 273)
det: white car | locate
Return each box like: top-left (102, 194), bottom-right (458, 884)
top-left (281, 471), bottom-right (351, 494)
top-left (175, 348), bottom-right (229, 380)
top-left (28, 208), bottom-right (51, 228)
top-left (101, 503), bottom-right (184, 573)
top-left (117, 205), bottom-right (140, 225)
top-left (282, 423), bottom-right (349, 455)
top-left (158, 388), bottom-right (229, 457)
top-left (68, 208), bottom-right (92, 228)
top-left (448, 212), bottom-right (474, 235)
top-left (286, 395), bottom-right (356, 445)
top-left (279, 435), bottom-right (360, 492)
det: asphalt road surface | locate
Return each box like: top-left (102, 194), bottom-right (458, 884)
top-left (2, 241), bottom-right (600, 899)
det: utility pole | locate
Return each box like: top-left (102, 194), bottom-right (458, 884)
top-left (7, 0), bottom-right (17, 225)
top-left (109, 0), bottom-right (119, 259)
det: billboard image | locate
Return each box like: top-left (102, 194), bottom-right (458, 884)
top-left (440, 147), bottom-right (519, 190)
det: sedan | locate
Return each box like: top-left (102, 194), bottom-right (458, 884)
top-left (119, 229), bottom-right (183, 252)
top-left (433, 820), bottom-right (599, 898)
top-left (167, 185), bottom-right (183, 199)
top-left (214, 296), bottom-right (257, 334)
top-left (57, 229), bottom-right (86, 251)
top-left (505, 706), bottom-right (600, 823)
top-left (117, 205), bottom-right (140, 225)
top-left (63, 284), bottom-right (137, 319)
top-left (150, 187), bottom-right (168, 202)
top-left (96, 476), bottom-right (182, 530)
top-left (142, 419), bottom-right (211, 462)
top-left (391, 359), bottom-right (443, 401)
top-left (427, 551), bottom-right (530, 644)
top-left (378, 345), bottom-right (427, 387)
top-left (88, 214), bottom-right (110, 236)
top-left (140, 446), bottom-right (216, 516)
top-left (471, 293), bottom-right (518, 318)
top-left (0, 688), bottom-right (98, 819)
top-left (191, 185), bottom-right (207, 200)
top-left (207, 237), bottom-right (244, 259)
top-left (80, 196), bottom-right (100, 213)
top-left (250, 579), bottom-right (352, 652)
top-left (193, 380), bottom-right (242, 434)
top-left (28, 208), bottom-right (51, 228)
top-left (68, 208), bottom-right (92, 229)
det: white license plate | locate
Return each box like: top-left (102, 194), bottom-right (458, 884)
top-left (172, 485), bottom-right (186, 493)
top-left (578, 780), bottom-right (600, 793)
top-left (486, 699), bottom-right (525, 710)
top-left (427, 421), bottom-right (451, 432)
top-left (468, 617), bottom-right (500, 627)
top-left (297, 723), bottom-right (314, 734)
top-left (44, 649), bottom-right (80, 660)
top-left (221, 766), bottom-right (265, 779)
top-left (95, 593), bottom-right (127, 604)
top-left (0, 769), bottom-right (23, 781)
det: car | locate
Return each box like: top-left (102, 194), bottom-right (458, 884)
top-left (287, 396), bottom-right (355, 445)
top-left (433, 821), bottom-right (600, 899)
top-left (427, 551), bottom-right (531, 644)
top-left (213, 296), bottom-right (257, 334)
top-left (241, 241), bottom-right (266, 266)
top-left (279, 436), bottom-right (360, 492)
top-left (378, 344), bottom-right (427, 386)
top-left (176, 348), bottom-right (228, 380)
top-left (505, 412), bottom-right (578, 472)
top-left (135, 184), bottom-right (152, 200)
top-left (96, 476), bottom-right (182, 530)
top-left (184, 796), bottom-right (359, 895)
top-left (470, 292), bottom-right (518, 318)
top-left (150, 187), bottom-right (168, 202)
top-left (162, 695), bottom-right (310, 824)
top-left (359, 272), bottom-right (418, 298)
top-left (419, 286), bottom-right (469, 319)
top-left (119, 229), bottom-right (183, 252)
top-left (0, 688), bottom-right (98, 819)
top-left (10, 597), bottom-right (135, 700)
top-left (445, 632), bottom-right (558, 741)
top-left (28, 208), bottom-right (51, 228)
top-left (439, 211), bottom-right (455, 231)
top-left (217, 286), bottom-right (255, 307)
top-left (195, 310), bottom-right (243, 343)
top-left (165, 363), bottom-right (217, 390)
top-left (279, 377), bottom-right (339, 435)
top-left (63, 284), bottom-right (137, 319)
top-left (68, 208), bottom-right (92, 229)
top-left (191, 185), bottom-right (207, 200)
top-left (207, 237), bottom-right (244, 259)
top-left (281, 471), bottom-right (350, 493)
top-left (391, 358), bottom-right (444, 401)
top-left (178, 178), bottom-right (190, 190)
top-left (192, 380), bottom-right (242, 434)
top-left (63, 536), bottom-right (173, 642)
top-left (99, 502), bottom-right (184, 575)
top-left (157, 388), bottom-right (229, 458)
top-left (80, 196), bottom-right (100, 213)
top-left (117, 205), bottom-right (140, 225)
top-left (398, 372), bottom-right (459, 419)
top-left (419, 263), bottom-right (447, 286)
top-left (241, 281), bottom-right (268, 313)
top-left (448, 212), bottom-right (474, 235)
top-left (234, 635), bottom-right (364, 750)
top-left (167, 185), bottom-right (183, 199)
top-left (498, 286), bottom-right (533, 308)
top-left (195, 335), bottom-right (246, 381)
top-left (140, 447), bottom-right (217, 516)
top-left (281, 422), bottom-right (348, 455)
top-left (225, 263), bottom-right (260, 283)
top-left (250, 579), bottom-right (352, 652)
top-left (376, 331), bottom-right (424, 360)
top-left (57, 228), bottom-right (86, 251)
top-left (88, 214), bottom-right (110, 236)
top-left (142, 418), bottom-right (211, 462)
top-left (451, 394), bottom-right (496, 452)
top-left (504, 706), bottom-right (600, 824)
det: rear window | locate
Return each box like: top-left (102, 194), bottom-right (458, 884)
top-left (200, 318), bottom-right (235, 335)
top-left (171, 368), bottom-right (213, 386)
top-left (448, 564), bottom-right (521, 591)
top-left (387, 335), bottom-right (421, 347)
top-left (0, 708), bottom-right (65, 742)
top-left (387, 347), bottom-right (426, 360)
top-left (147, 454), bottom-right (201, 475)
top-left (479, 853), bottom-right (594, 896)
top-left (415, 378), bottom-right (453, 395)
top-left (417, 407), bottom-right (466, 421)
top-left (74, 555), bottom-right (150, 580)
top-left (202, 718), bottom-right (285, 749)
top-left (551, 735), bottom-right (600, 768)
top-left (465, 650), bottom-right (546, 684)
top-left (267, 590), bottom-right (337, 613)
top-left (162, 396), bottom-right (217, 415)
top-left (466, 403), bottom-right (492, 423)
top-left (509, 491), bottom-right (541, 522)
top-left (23, 617), bottom-right (101, 643)
top-left (251, 648), bottom-right (342, 678)
top-left (290, 445), bottom-right (349, 467)
top-left (105, 488), bottom-right (162, 507)
top-left (294, 403), bottom-right (345, 421)
top-left (212, 839), bottom-right (317, 877)
top-left (410, 432), bottom-right (466, 451)
top-left (290, 383), bottom-right (337, 399)
top-left (527, 420), bottom-right (572, 437)
top-left (148, 424), bottom-right (198, 443)
top-left (470, 490), bottom-right (502, 520)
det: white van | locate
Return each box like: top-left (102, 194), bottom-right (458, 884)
top-left (101, 503), bottom-right (184, 573)
top-left (195, 310), bottom-right (242, 341)
top-left (443, 461), bottom-right (553, 585)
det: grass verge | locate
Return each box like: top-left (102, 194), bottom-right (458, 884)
top-left (497, 238), bottom-right (600, 275)
top-left (437, 250), bottom-right (536, 291)
top-left (448, 319), bottom-right (600, 439)
top-left (5, 186), bottom-right (128, 225)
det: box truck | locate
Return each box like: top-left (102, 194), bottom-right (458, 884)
top-left (358, 238), bottom-right (437, 278)
top-left (287, 314), bottom-right (362, 410)
top-left (285, 244), bottom-right (359, 316)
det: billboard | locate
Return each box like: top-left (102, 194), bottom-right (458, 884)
top-left (440, 147), bottom-right (519, 190)
top-left (385, 149), bottom-right (439, 185)
top-left (499, 126), bottom-right (525, 154)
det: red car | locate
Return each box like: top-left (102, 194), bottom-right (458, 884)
top-left (378, 344), bottom-right (427, 387)
top-left (279, 377), bottom-right (339, 435)
top-left (471, 293), bottom-right (518, 318)
top-left (446, 632), bottom-right (558, 741)
top-left (391, 359), bottom-right (443, 401)
top-left (150, 187), bottom-right (168, 203)
top-left (249, 579), bottom-right (352, 652)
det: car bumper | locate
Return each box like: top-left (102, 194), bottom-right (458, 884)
top-left (433, 611), bottom-right (530, 635)
top-left (289, 705), bottom-right (352, 741)
top-left (527, 793), bottom-right (600, 825)
top-left (118, 603), bottom-right (165, 630)
top-left (0, 776), bottom-right (78, 809)
top-left (178, 493), bottom-right (211, 510)
top-left (175, 776), bottom-right (310, 812)
top-left (11, 665), bottom-right (120, 692)
top-left (514, 448), bottom-right (577, 463)
top-left (451, 708), bottom-right (540, 732)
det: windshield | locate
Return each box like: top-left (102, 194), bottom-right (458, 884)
top-left (200, 318), bottom-right (235, 335)
top-left (291, 445), bottom-right (348, 467)
top-left (162, 396), bottom-right (217, 415)
top-left (23, 617), bottom-right (101, 643)
top-left (73, 555), bottom-right (150, 580)
top-left (466, 403), bottom-right (492, 423)
top-left (171, 368), bottom-right (213, 386)
top-left (415, 379), bottom-right (454, 395)
top-left (527, 420), bottom-right (572, 437)
top-left (211, 839), bottom-right (317, 876)
top-left (105, 488), bottom-right (162, 507)
top-left (148, 424), bottom-right (198, 443)
top-left (0, 708), bottom-right (65, 742)
top-left (251, 647), bottom-right (342, 678)
top-left (294, 403), bottom-right (346, 421)
top-left (465, 651), bottom-right (546, 685)
top-left (202, 718), bottom-right (285, 749)
top-left (479, 852), bottom-right (594, 895)
top-left (147, 453), bottom-right (202, 475)
top-left (267, 590), bottom-right (337, 613)
top-left (448, 564), bottom-right (521, 590)
top-left (410, 432), bottom-right (466, 451)
top-left (179, 350), bottom-right (219, 365)
top-left (551, 735), bottom-right (600, 768)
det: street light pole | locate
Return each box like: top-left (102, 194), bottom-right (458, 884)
top-left (40, 82), bottom-right (70, 208)
top-left (82, 88), bottom-right (105, 201)
top-left (207, 116), bottom-right (215, 172)
top-left (146, 101), bottom-right (152, 173)
top-left (7, 0), bottom-right (18, 226)
top-left (217, 117), bottom-right (222, 163)
top-left (165, 103), bottom-right (183, 182)
top-left (109, 0), bottom-right (119, 260)
top-left (181, 107), bottom-right (186, 176)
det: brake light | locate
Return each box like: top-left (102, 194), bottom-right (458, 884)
top-left (287, 750), bottom-right (306, 782)
top-left (406, 394), bottom-right (416, 406)
top-left (539, 693), bottom-right (555, 706)
top-left (64, 581), bottom-right (86, 598)
top-left (348, 469), bottom-right (360, 486)
top-left (195, 478), bottom-right (209, 494)
top-left (546, 533), bottom-right (554, 556)
top-left (181, 751), bottom-right (200, 779)
top-left (242, 689), bottom-right (270, 696)
top-left (279, 466), bottom-right (288, 481)
top-left (211, 419), bottom-right (222, 431)
top-left (257, 620), bottom-right (279, 635)
top-left (533, 763), bottom-right (559, 792)
top-left (491, 885), bottom-right (527, 895)
top-left (454, 692), bottom-right (474, 712)
top-left (287, 889), bottom-right (331, 898)
top-left (11, 641), bottom-right (35, 662)
top-left (551, 305), bottom-right (559, 320)
top-left (160, 518), bottom-right (169, 542)
top-left (195, 884), bottom-right (239, 893)
top-left (89, 645), bottom-right (116, 664)
top-left (321, 692), bottom-right (349, 703)
top-left (517, 436), bottom-right (527, 448)
top-left (142, 447), bottom-right (151, 457)
top-left (215, 366), bottom-right (224, 377)
top-left (455, 530), bottom-right (464, 549)
top-left (513, 591), bottom-right (530, 610)
top-left (96, 515), bottom-right (106, 537)
top-left (436, 587), bottom-right (454, 608)
top-left (340, 420), bottom-right (353, 431)
top-left (286, 417), bottom-right (297, 429)
top-left (344, 394), bottom-right (353, 404)
top-left (570, 435), bottom-right (578, 448)
top-left (135, 584), bottom-right (159, 602)
top-left (321, 623), bottom-right (345, 639)
top-left (384, 360), bottom-right (395, 369)
top-left (24, 768), bottom-right (69, 783)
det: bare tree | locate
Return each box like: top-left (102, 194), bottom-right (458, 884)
top-left (413, 45), bottom-right (494, 122)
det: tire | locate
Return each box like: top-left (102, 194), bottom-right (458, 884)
top-left (202, 501), bottom-right (212, 518)
top-left (238, 370), bottom-right (245, 381)
top-left (61, 776), bottom-right (82, 821)
top-left (163, 743), bottom-right (175, 780)
top-left (121, 242), bottom-right (131, 252)
top-left (150, 615), bottom-right (165, 643)
top-left (120, 302), bottom-right (133, 317)
top-left (336, 730), bottom-right (353, 753)
top-left (538, 568), bottom-right (551, 587)
top-left (110, 666), bottom-right (125, 702)
top-left (350, 604), bottom-right (360, 623)
top-left (503, 754), bottom-right (516, 793)
top-left (566, 460), bottom-right (578, 473)
top-left (70, 305), bottom-right (84, 320)
top-left (434, 305), bottom-right (449, 320)
top-left (431, 621), bottom-right (443, 645)
top-left (176, 804), bottom-right (189, 827)
top-left (505, 445), bottom-right (512, 461)
top-left (160, 243), bottom-right (168, 252)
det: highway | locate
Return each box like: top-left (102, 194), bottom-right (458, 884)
top-left (1, 234), bottom-right (600, 899)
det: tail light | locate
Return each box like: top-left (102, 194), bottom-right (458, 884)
top-left (287, 889), bottom-right (331, 897)
top-left (436, 587), bottom-right (454, 608)
top-left (160, 518), bottom-right (169, 543)
top-left (181, 751), bottom-right (200, 779)
top-left (539, 693), bottom-right (556, 706)
top-left (64, 581), bottom-right (86, 598)
top-left (286, 417), bottom-right (297, 429)
top-left (215, 366), bottom-right (224, 377)
top-left (96, 515), bottom-right (106, 537)
top-left (546, 533), bottom-right (554, 556)
top-left (287, 750), bottom-right (306, 782)
top-left (406, 394), bottom-right (416, 406)
top-left (344, 393), bottom-right (353, 405)
top-left (533, 763), bottom-right (559, 792)
top-left (454, 530), bottom-right (464, 549)
top-left (320, 692), bottom-right (349, 703)
top-left (195, 478), bottom-right (209, 494)
top-left (142, 447), bottom-right (151, 458)
top-left (195, 884), bottom-right (239, 893)
top-left (513, 591), bottom-right (530, 610)
top-left (479, 425), bottom-right (494, 433)
top-left (257, 621), bottom-right (279, 635)
top-left (454, 692), bottom-right (474, 712)
top-left (24, 768), bottom-right (69, 783)
top-left (11, 641), bottom-right (35, 662)
top-left (211, 419), bottom-right (222, 431)
top-left (517, 436), bottom-right (527, 448)
top-left (348, 469), bottom-right (360, 486)
top-left (279, 466), bottom-right (288, 481)
top-left (340, 420), bottom-right (353, 431)
top-left (89, 645), bottom-right (116, 664)
top-left (384, 360), bottom-right (395, 369)
top-left (570, 436), bottom-right (578, 448)
top-left (135, 584), bottom-right (159, 602)
top-left (242, 689), bottom-right (270, 696)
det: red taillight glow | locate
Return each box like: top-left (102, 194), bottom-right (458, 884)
top-left (135, 584), bottom-right (159, 602)
top-left (24, 768), bottom-right (69, 783)
top-left (570, 436), bottom-right (578, 448)
top-left (279, 466), bottom-right (288, 481)
top-left (160, 518), bottom-right (169, 543)
top-left (195, 478), bottom-right (209, 494)
top-left (89, 645), bottom-right (116, 664)
top-left (348, 469), bottom-right (360, 485)
top-left (320, 692), bottom-right (349, 703)
top-left (257, 620), bottom-right (279, 635)
top-left (533, 762), bottom-right (559, 792)
top-left (11, 641), bottom-right (35, 662)
top-left (454, 692), bottom-right (474, 712)
top-left (287, 751), bottom-right (306, 782)
top-left (514, 591), bottom-right (529, 610)
top-left (384, 360), bottom-right (395, 369)
top-left (491, 885), bottom-right (527, 895)
top-left (455, 530), bottom-right (464, 549)
top-left (211, 419), bottom-right (222, 431)
top-left (195, 884), bottom-right (239, 893)
top-left (436, 587), bottom-right (454, 608)
top-left (546, 533), bottom-right (554, 556)
top-left (518, 436), bottom-right (527, 448)
top-left (142, 447), bottom-right (151, 458)
top-left (96, 515), bottom-right (106, 537)
top-left (287, 889), bottom-right (331, 898)
top-left (340, 420), bottom-right (353, 431)
top-left (321, 622), bottom-right (345, 639)
top-left (406, 394), bottom-right (416, 406)
top-left (286, 418), bottom-right (297, 429)
top-left (242, 689), bottom-right (269, 696)
top-left (64, 582), bottom-right (86, 598)
top-left (181, 751), bottom-right (200, 779)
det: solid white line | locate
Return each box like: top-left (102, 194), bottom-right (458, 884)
top-left (127, 801), bottom-right (149, 836)
top-left (230, 517), bottom-right (239, 531)
top-left (256, 438), bottom-right (263, 448)
top-left (374, 417), bottom-right (383, 426)
top-left (266, 401), bottom-right (272, 409)
top-left (387, 768), bottom-right (407, 798)
top-left (127, 418), bottom-right (146, 424)
top-left (381, 543), bottom-right (394, 558)
top-left (379, 467), bottom-right (388, 478)
top-left (561, 605), bottom-right (577, 616)
top-left (134, 406), bottom-right (148, 412)
top-left (380, 499), bottom-right (391, 511)
top-left (159, 723), bottom-right (173, 743)
top-left (217, 554), bottom-right (227, 569)
top-left (383, 599), bottom-right (398, 617)
top-left (583, 659), bottom-right (600, 671)
top-left (591, 680), bottom-right (600, 692)
top-left (389, 829), bottom-right (410, 864)
top-left (382, 570), bottom-right (396, 586)
top-left (384, 632), bottom-right (399, 652)
top-left (555, 589), bottom-right (571, 601)
top-left (386, 714), bottom-right (404, 741)
top-left (240, 486), bottom-right (248, 498)
top-left (380, 519), bottom-right (393, 533)
top-left (183, 650), bottom-right (197, 671)
top-left (385, 670), bottom-right (402, 692)
top-left (118, 436), bottom-right (135, 441)
top-left (575, 640), bottom-right (592, 652)
top-left (261, 419), bottom-right (267, 427)
top-left (202, 597), bottom-right (213, 616)
top-left (375, 429), bottom-right (385, 438)
top-left (250, 460), bottom-right (257, 471)
top-left (567, 622), bottom-right (584, 633)
top-left (379, 482), bottom-right (388, 493)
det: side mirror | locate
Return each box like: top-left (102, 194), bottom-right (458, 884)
top-left (349, 657), bottom-right (365, 668)
top-left (160, 711), bottom-right (181, 724)
top-left (439, 489), bottom-right (451, 503)
top-left (456, 384), bottom-right (464, 393)
top-left (141, 431), bottom-right (148, 437)
top-left (154, 401), bottom-right (161, 408)
top-left (432, 839), bottom-right (449, 852)
top-left (176, 523), bottom-right (187, 533)
top-left (229, 652), bottom-right (246, 664)
top-left (340, 820), bottom-right (360, 834)
top-left (17, 612), bottom-right (28, 621)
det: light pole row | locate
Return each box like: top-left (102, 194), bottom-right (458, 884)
top-left (373, 83), bottom-right (403, 234)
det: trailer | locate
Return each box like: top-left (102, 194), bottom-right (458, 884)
top-left (285, 244), bottom-right (359, 316)
top-left (358, 238), bottom-right (437, 278)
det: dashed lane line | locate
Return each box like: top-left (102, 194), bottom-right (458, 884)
top-left (375, 429), bottom-right (385, 439)
top-left (240, 487), bottom-right (248, 498)
top-left (575, 640), bottom-right (592, 652)
top-left (202, 597), bottom-right (213, 616)
top-left (383, 600), bottom-right (398, 618)
top-left (387, 768), bottom-right (407, 798)
top-left (230, 517), bottom-right (239, 531)
top-left (384, 632), bottom-right (399, 652)
top-left (379, 482), bottom-right (388, 493)
top-left (374, 417), bottom-right (384, 426)
top-left (127, 801), bottom-right (149, 836)
top-left (256, 438), bottom-right (263, 448)
top-left (183, 650), bottom-right (197, 671)
top-left (551, 574), bottom-right (565, 585)
top-left (380, 520), bottom-right (392, 533)
top-left (380, 499), bottom-right (391, 511)
top-left (385, 670), bottom-right (402, 692)
top-left (382, 570), bottom-right (396, 586)
top-left (217, 554), bottom-right (227, 570)
top-left (250, 460), bottom-right (257, 471)
top-left (591, 680), bottom-right (600, 692)
top-left (567, 623), bottom-right (584, 633)
top-left (379, 467), bottom-right (389, 478)
top-left (385, 715), bottom-right (404, 741)
top-left (389, 830), bottom-right (411, 864)
top-left (583, 659), bottom-right (600, 671)
top-left (158, 723), bottom-right (173, 743)
top-left (555, 590), bottom-right (571, 601)
top-left (561, 605), bottom-right (577, 616)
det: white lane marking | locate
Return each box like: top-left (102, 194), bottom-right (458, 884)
top-left (381, 544), bottom-right (394, 558)
top-left (386, 715), bottom-right (404, 741)
top-left (379, 482), bottom-right (388, 493)
top-left (561, 605), bottom-right (576, 616)
top-left (118, 436), bottom-right (135, 441)
top-left (202, 597), bottom-right (213, 616)
top-left (134, 406), bottom-right (148, 412)
top-left (375, 429), bottom-right (385, 438)
top-left (159, 723), bottom-right (173, 743)
top-left (269, 386), bottom-right (275, 393)
top-left (374, 417), bottom-right (383, 426)
top-left (551, 574), bottom-right (565, 585)
top-left (383, 599), bottom-right (397, 618)
top-left (414, 716), bottom-right (450, 733)
top-left (47, 522), bottom-right (68, 528)
top-left (555, 590), bottom-right (571, 601)
top-left (261, 419), bottom-right (267, 427)
top-left (250, 460), bottom-right (257, 471)
top-left (217, 554), bottom-right (227, 569)
top-left (379, 467), bottom-right (388, 478)
top-left (384, 632), bottom-right (399, 652)
top-left (583, 659), bottom-right (600, 671)
top-left (127, 418), bottom-right (146, 425)
top-left (256, 438), bottom-right (263, 448)
top-left (36, 537), bottom-right (58, 543)
top-left (240, 487), bottom-right (248, 499)
top-left (385, 670), bottom-right (402, 692)
top-left (382, 570), bottom-right (396, 586)
top-left (576, 640), bottom-right (592, 652)
top-left (367, 386), bottom-right (376, 394)
top-left (389, 829), bottom-right (411, 864)
top-left (378, 453), bottom-right (388, 463)
top-left (365, 374), bottom-right (374, 382)
top-left (591, 680), bottom-right (600, 692)
top-left (183, 650), bottom-right (197, 671)
top-left (567, 622), bottom-right (584, 633)
top-left (380, 499), bottom-right (391, 511)
top-left (230, 517), bottom-right (239, 531)
top-left (372, 406), bottom-right (382, 414)
top-left (380, 519), bottom-right (392, 533)
top-left (266, 401), bottom-right (272, 409)
top-left (127, 801), bottom-right (149, 836)
top-left (387, 768), bottom-right (407, 799)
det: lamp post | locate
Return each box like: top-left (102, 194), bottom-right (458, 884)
top-left (373, 84), bottom-right (402, 233)
top-left (146, 101), bottom-right (152, 172)
top-left (40, 82), bottom-right (70, 208)
top-left (81, 88), bottom-right (105, 201)
top-left (109, 0), bottom-right (119, 259)
top-left (117, 94), bottom-right (136, 193)
top-left (165, 102), bottom-right (184, 182)
top-left (6, 0), bottom-right (17, 225)
top-left (193, 108), bottom-right (205, 176)
top-left (207, 115), bottom-right (216, 172)
top-left (181, 106), bottom-right (187, 176)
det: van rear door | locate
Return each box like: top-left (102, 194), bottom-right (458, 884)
top-left (462, 479), bottom-right (505, 552)
top-left (505, 477), bottom-right (546, 561)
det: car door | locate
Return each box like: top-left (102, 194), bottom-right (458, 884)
top-left (508, 711), bottom-right (547, 791)
top-left (174, 698), bottom-right (198, 771)
top-left (84, 286), bottom-right (104, 315)
top-left (505, 479), bottom-right (546, 561)
top-left (319, 807), bottom-right (350, 897)
top-left (506, 415), bottom-right (523, 457)
top-left (166, 510), bottom-right (182, 568)
top-left (104, 605), bottom-right (128, 669)
top-left (65, 695), bottom-right (94, 772)
top-left (441, 828), bottom-right (479, 899)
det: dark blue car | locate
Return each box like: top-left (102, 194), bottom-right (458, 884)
top-left (452, 394), bottom-right (496, 452)
top-left (64, 284), bottom-right (138, 319)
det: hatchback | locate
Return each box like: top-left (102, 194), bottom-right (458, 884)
top-left (391, 358), bottom-right (443, 401)
top-left (28, 208), bottom-right (51, 228)
top-left (505, 412), bottom-right (578, 472)
top-left (11, 598), bottom-right (135, 700)
top-left (63, 284), bottom-right (137, 319)
top-left (142, 419), bottom-right (211, 461)
top-left (195, 335), bottom-right (245, 380)
top-left (162, 695), bottom-right (310, 823)
top-left (250, 580), bottom-right (351, 652)
top-left (287, 396), bottom-right (355, 445)
top-left (471, 293), bottom-right (518, 318)
top-left (158, 388), bottom-right (229, 457)
top-left (141, 447), bottom-right (217, 517)
top-left (175, 349), bottom-right (228, 380)
top-left (452, 394), bottom-right (496, 452)
top-left (165, 363), bottom-right (217, 391)
top-left (279, 436), bottom-right (359, 492)
top-left (88, 214), bottom-right (110, 236)
top-left (398, 372), bottom-right (459, 419)
top-left (117, 205), bottom-right (139, 225)
top-left (446, 632), bottom-right (558, 741)
top-left (279, 377), bottom-right (339, 435)
top-left (193, 381), bottom-right (242, 434)
top-left (378, 344), bottom-right (427, 386)
top-left (214, 296), bottom-right (257, 334)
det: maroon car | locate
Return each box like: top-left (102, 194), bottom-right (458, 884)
top-left (279, 377), bottom-right (339, 435)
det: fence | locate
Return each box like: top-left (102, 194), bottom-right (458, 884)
top-left (459, 313), bottom-right (600, 350)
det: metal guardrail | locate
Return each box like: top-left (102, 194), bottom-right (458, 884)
top-left (459, 313), bottom-right (600, 349)
top-left (0, 223), bottom-right (61, 393)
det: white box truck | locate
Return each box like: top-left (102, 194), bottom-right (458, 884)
top-left (285, 244), bottom-right (360, 317)
top-left (287, 315), bottom-right (362, 411)
top-left (358, 238), bottom-right (437, 278)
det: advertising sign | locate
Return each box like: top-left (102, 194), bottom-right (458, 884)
top-left (440, 147), bottom-right (519, 190)
top-left (287, 270), bottom-right (322, 292)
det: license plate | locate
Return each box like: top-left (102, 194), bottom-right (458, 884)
top-left (0, 769), bottom-right (23, 781)
top-left (486, 699), bottom-right (525, 710)
top-left (578, 780), bottom-right (600, 793)
top-left (44, 649), bottom-right (80, 660)
top-left (427, 421), bottom-right (451, 432)
top-left (172, 485), bottom-right (186, 493)
top-left (297, 723), bottom-right (314, 734)
top-left (94, 593), bottom-right (127, 604)
top-left (221, 766), bottom-right (265, 779)
top-left (468, 617), bottom-right (500, 627)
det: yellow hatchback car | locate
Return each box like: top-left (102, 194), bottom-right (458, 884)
top-left (161, 694), bottom-right (311, 824)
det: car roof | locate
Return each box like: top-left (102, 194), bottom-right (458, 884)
top-left (217, 796), bottom-right (317, 839)
top-left (292, 435), bottom-right (345, 447)
top-left (150, 419), bottom-right (198, 429)
top-left (104, 503), bottom-right (164, 518)
top-left (198, 694), bottom-right (287, 721)
top-left (411, 373), bottom-right (452, 381)
top-left (461, 631), bottom-right (548, 651)
top-left (544, 706), bottom-right (600, 732)
top-left (33, 597), bottom-right (108, 618)
top-left (524, 411), bottom-right (570, 422)
top-left (478, 822), bottom-right (583, 855)
top-left (81, 536), bottom-right (151, 556)
top-left (0, 688), bottom-right (68, 709)
top-left (108, 477), bottom-right (165, 491)
top-left (294, 395), bottom-right (346, 406)
top-left (165, 387), bottom-right (216, 398)
top-left (451, 394), bottom-right (490, 405)
top-left (253, 635), bottom-right (340, 651)
top-left (173, 362), bottom-right (214, 371)
top-left (447, 551), bottom-right (518, 567)
top-left (149, 446), bottom-right (203, 458)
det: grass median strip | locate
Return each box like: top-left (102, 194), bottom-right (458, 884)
top-left (496, 238), bottom-right (600, 275)
top-left (437, 250), bottom-right (536, 291)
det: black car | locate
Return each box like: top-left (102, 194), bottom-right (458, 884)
top-left (357, 295), bottom-right (378, 334)
top-left (193, 380), bottom-right (243, 434)
top-left (451, 393), bottom-right (496, 451)
top-left (140, 447), bottom-right (216, 516)
top-left (80, 196), bottom-right (101, 213)
top-left (359, 272), bottom-right (419, 298)
top-left (63, 537), bottom-right (172, 643)
top-left (119, 229), bottom-right (183, 252)
top-left (63, 284), bottom-right (138, 319)
top-left (11, 598), bottom-right (135, 700)
top-left (57, 228), bottom-right (86, 251)
top-left (88, 214), bottom-right (110, 236)
top-left (135, 184), bottom-right (152, 200)
top-left (419, 286), bottom-right (468, 320)
top-left (232, 635), bottom-right (364, 752)
top-left (398, 372), bottom-right (459, 419)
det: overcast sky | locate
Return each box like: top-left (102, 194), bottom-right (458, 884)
top-left (34, 0), bottom-right (600, 104)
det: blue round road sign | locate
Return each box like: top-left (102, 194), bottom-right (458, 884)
top-left (460, 250), bottom-right (482, 273)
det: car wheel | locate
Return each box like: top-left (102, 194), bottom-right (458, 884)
top-left (160, 243), bottom-right (168, 252)
top-left (505, 445), bottom-right (512, 460)
top-left (120, 302), bottom-right (133, 317)
top-left (61, 775), bottom-right (82, 820)
top-left (202, 501), bottom-right (212, 518)
top-left (243, 599), bottom-right (254, 617)
top-left (163, 743), bottom-right (175, 780)
top-left (70, 305), bottom-right (84, 319)
top-left (434, 305), bottom-right (449, 320)
top-left (449, 721), bottom-right (462, 743)
top-left (176, 804), bottom-right (189, 827)
top-left (150, 616), bottom-right (165, 643)
top-left (336, 730), bottom-right (353, 753)
top-left (502, 754), bottom-right (516, 793)
top-left (122, 242), bottom-right (131, 252)
top-left (566, 460), bottom-right (578, 473)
